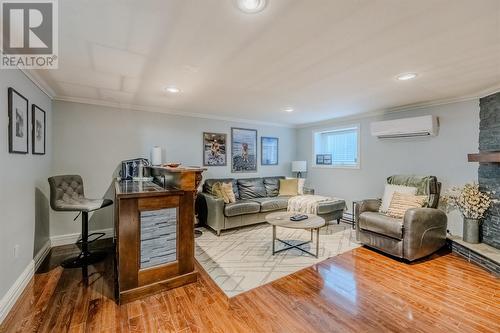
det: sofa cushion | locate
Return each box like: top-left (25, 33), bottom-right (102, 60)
top-left (224, 200), bottom-right (261, 217)
top-left (386, 175), bottom-right (440, 208)
top-left (359, 211), bottom-right (403, 240)
top-left (237, 178), bottom-right (267, 199)
top-left (263, 176), bottom-right (284, 197)
top-left (250, 197), bottom-right (289, 212)
top-left (204, 178), bottom-right (239, 199)
top-left (386, 175), bottom-right (437, 196)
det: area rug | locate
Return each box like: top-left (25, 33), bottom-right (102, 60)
top-left (195, 222), bottom-right (360, 297)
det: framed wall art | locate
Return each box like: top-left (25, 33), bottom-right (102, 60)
top-left (203, 132), bottom-right (227, 166)
top-left (231, 127), bottom-right (257, 172)
top-left (8, 87), bottom-right (29, 154)
top-left (316, 154), bottom-right (332, 165)
top-left (32, 104), bottom-right (46, 155)
top-left (261, 137), bottom-right (278, 165)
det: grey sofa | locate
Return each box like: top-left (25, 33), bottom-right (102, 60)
top-left (355, 175), bottom-right (447, 261)
top-left (196, 176), bottom-right (345, 236)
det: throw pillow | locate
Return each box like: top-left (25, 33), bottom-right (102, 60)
top-left (211, 182), bottom-right (226, 202)
top-left (379, 184), bottom-right (417, 213)
top-left (387, 193), bottom-right (428, 219)
top-left (279, 178), bottom-right (299, 196)
top-left (286, 177), bottom-right (306, 195)
top-left (221, 182), bottom-right (236, 203)
top-left (297, 178), bottom-right (306, 195)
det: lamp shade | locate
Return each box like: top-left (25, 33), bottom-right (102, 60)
top-left (292, 160), bottom-right (307, 172)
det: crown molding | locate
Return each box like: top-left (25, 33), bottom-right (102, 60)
top-left (19, 69), bottom-right (55, 99)
top-left (296, 85), bottom-right (500, 129)
top-left (20, 67), bottom-right (500, 130)
top-left (53, 96), bottom-right (295, 128)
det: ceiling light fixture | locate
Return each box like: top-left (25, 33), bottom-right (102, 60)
top-left (283, 107), bottom-right (294, 113)
top-left (163, 86), bottom-right (180, 94)
top-left (396, 73), bottom-right (418, 81)
top-left (235, 0), bottom-right (267, 13)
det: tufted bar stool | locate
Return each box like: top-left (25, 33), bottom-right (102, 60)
top-left (48, 175), bottom-right (113, 268)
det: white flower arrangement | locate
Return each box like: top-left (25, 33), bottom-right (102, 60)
top-left (442, 183), bottom-right (496, 220)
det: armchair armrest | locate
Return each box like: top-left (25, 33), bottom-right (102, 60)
top-left (403, 208), bottom-right (447, 261)
top-left (355, 199), bottom-right (381, 220)
top-left (354, 199), bottom-right (381, 239)
top-left (197, 192), bottom-right (225, 235)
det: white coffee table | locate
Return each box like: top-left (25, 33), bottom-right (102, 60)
top-left (265, 212), bottom-right (326, 258)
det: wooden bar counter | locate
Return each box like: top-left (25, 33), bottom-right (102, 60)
top-left (114, 166), bottom-right (205, 303)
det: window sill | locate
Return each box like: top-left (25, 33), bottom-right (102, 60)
top-left (312, 164), bottom-right (360, 170)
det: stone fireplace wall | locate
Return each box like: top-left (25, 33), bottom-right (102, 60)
top-left (478, 92), bottom-right (500, 249)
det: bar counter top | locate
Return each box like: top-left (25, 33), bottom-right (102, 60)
top-left (147, 165), bottom-right (207, 173)
top-left (114, 180), bottom-right (182, 199)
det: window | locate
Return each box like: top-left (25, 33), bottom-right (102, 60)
top-left (313, 125), bottom-right (360, 168)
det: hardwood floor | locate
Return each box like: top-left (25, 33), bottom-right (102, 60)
top-left (1, 240), bottom-right (499, 333)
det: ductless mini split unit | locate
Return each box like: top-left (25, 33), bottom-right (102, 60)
top-left (370, 115), bottom-right (439, 138)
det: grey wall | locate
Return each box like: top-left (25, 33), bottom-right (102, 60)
top-left (51, 101), bottom-right (296, 236)
top-left (0, 70), bottom-right (52, 300)
top-left (478, 92), bottom-right (500, 249)
top-left (296, 100), bottom-right (480, 236)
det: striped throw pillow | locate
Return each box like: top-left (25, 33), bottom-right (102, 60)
top-left (387, 193), bottom-right (428, 219)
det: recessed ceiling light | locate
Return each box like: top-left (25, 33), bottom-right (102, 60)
top-left (283, 107), bottom-right (294, 112)
top-left (235, 0), bottom-right (267, 13)
top-left (396, 73), bottom-right (418, 81)
top-left (163, 86), bottom-right (180, 94)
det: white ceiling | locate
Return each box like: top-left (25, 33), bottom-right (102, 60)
top-left (32, 0), bottom-right (500, 126)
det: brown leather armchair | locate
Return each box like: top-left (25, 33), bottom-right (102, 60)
top-left (355, 175), bottom-right (447, 261)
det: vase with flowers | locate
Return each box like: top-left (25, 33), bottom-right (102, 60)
top-left (442, 183), bottom-right (496, 244)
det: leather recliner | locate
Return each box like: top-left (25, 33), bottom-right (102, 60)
top-left (355, 175), bottom-right (447, 261)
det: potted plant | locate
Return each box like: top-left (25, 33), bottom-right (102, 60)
top-left (443, 183), bottom-right (495, 244)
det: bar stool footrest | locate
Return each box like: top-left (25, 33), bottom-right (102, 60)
top-left (61, 251), bottom-right (107, 268)
top-left (77, 232), bottom-right (105, 245)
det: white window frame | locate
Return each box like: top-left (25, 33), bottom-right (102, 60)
top-left (311, 124), bottom-right (361, 169)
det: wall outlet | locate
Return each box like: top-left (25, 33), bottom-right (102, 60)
top-left (14, 244), bottom-right (20, 258)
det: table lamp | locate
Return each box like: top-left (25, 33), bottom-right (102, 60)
top-left (292, 160), bottom-right (307, 178)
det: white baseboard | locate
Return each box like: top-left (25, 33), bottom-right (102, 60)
top-left (34, 240), bottom-right (51, 271)
top-left (0, 240), bottom-right (51, 325)
top-left (50, 227), bottom-right (114, 247)
top-left (0, 229), bottom-right (113, 325)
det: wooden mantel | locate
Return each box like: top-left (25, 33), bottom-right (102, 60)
top-left (468, 152), bottom-right (500, 163)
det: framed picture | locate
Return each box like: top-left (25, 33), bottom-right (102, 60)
top-left (8, 88), bottom-right (29, 154)
top-left (203, 132), bottom-right (227, 166)
top-left (316, 154), bottom-right (332, 165)
top-left (261, 137), bottom-right (278, 165)
top-left (231, 127), bottom-right (257, 172)
top-left (32, 105), bottom-right (46, 155)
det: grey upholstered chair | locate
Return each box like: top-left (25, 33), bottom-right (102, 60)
top-left (355, 175), bottom-right (447, 261)
top-left (48, 175), bottom-right (113, 268)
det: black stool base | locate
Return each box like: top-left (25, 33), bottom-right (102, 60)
top-left (61, 251), bottom-right (107, 268)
